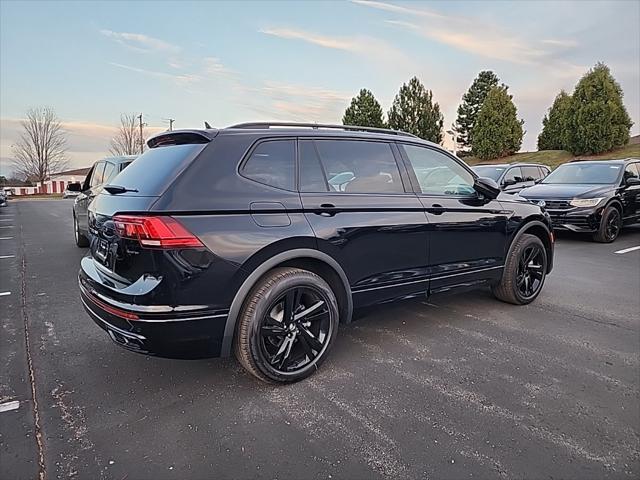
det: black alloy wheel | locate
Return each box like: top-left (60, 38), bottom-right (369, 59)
top-left (516, 244), bottom-right (545, 300)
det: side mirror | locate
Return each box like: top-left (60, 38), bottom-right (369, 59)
top-left (502, 178), bottom-right (517, 187)
top-left (474, 176), bottom-right (501, 199)
top-left (66, 182), bottom-right (82, 192)
top-left (626, 177), bottom-right (640, 186)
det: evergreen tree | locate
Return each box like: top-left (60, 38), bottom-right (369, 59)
top-left (342, 89), bottom-right (385, 128)
top-left (453, 71), bottom-right (500, 151)
top-left (387, 77), bottom-right (443, 143)
top-left (472, 86), bottom-right (524, 160)
top-left (566, 62), bottom-right (633, 155)
top-left (537, 91), bottom-right (572, 151)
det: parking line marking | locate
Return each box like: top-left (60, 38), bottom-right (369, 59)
top-left (0, 237), bottom-right (13, 240)
top-left (0, 255), bottom-right (15, 259)
top-left (0, 292), bottom-right (11, 296)
top-left (614, 246), bottom-right (640, 254)
top-left (0, 225), bottom-right (13, 228)
top-left (0, 401), bottom-right (20, 413)
top-left (0, 219), bottom-right (13, 221)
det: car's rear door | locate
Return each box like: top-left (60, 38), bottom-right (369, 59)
top-left (397, 143), bottom-right (509, 294)
top-left (298, 138), bottom-right (429, 307)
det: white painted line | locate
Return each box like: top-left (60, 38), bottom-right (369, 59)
top-left (0, 237), bottom-right (13, 240)
top-left (0, 400), bottom-right (20, 413)
top-left (0, 292), bottom-right (11, 296)
top-left (0, 225), bottom-right (13, 228)
top-left (0, 255), bottom-right (15, 259)
top-left (614, 246), bottom-right (640, 254)
top-left (0, 219), bottom-right (13, 221)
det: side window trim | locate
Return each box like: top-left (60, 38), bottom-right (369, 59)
top-left (396, 142), bottom-right (478, 197)
top-left (238, 137), bottom-right (298, 192)
top-left (297, 136), bottom-right (413, 195)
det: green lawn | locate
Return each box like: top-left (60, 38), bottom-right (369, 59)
top-left (464, 143), bottom-right (640, 169)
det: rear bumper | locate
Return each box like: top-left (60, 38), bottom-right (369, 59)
top-left (79, 277), bottom-right (228, 359)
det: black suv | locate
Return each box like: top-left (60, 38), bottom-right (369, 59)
top-left (79, 123), bottom-right (554, 383)
top-left (519, 159), bottom-right (640, 242)
top-left (71, 155), bottom-right (136, 247)
top-left (472, 163), bottom-right (550, 194)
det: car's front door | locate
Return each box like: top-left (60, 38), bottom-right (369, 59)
top-left (298, 138), bottom-right (429, 307)
top-left (621, 162), bottom-right (640, 221)
top-left (398, 143), bottom-right (509, 294)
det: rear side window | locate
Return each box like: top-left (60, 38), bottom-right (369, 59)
top-left (300, 139), bottom-right (404, 194)
top-left (111, 144), bottom-right (205, 196)
top-left (242, 140), bottom-right (295, 191)
top-left (102, 162), bottom-right (116, 183)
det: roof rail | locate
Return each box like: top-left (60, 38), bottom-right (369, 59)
top-left (227, 122), bottom-right (419, 138)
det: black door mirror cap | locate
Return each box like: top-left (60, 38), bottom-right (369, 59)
top-left (474, 176), bottom-right (501, 199)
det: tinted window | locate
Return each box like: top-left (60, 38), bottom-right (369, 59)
top-left (623, 163), bottom-right (639, 181)
top-left (299, 141), bottom-right (328, 192)
top-left (471, 165), bottom-right (506, 181)
top-left (119, 161), bottom-right (132, 172)
top-left (102, 162), bottom-right (116, 183)
top-left (542, 163), bottom-right (622, 184)
top-left (112, 143), bottom-right (206, 195)
top-left (304, 140), bottom-right (404, 194)
top-left (521, 166), bottom-right (541, 181)
top-left (403, 145), bottom-right (475, 196)
top-left (90, 162), bottom-right (105, 187)
top-left (503, 167), bottom-right (523, 184)
top-left (242, 140), bottom-right (295, 190)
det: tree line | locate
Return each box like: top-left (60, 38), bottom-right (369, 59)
top-left (342, 62), bottom-right (633, 160)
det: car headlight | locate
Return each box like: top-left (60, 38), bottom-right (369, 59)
top-left (569, 198), bottom-right (604, 207)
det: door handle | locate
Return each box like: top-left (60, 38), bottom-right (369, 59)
top-left (430, 204), bottom-right (445, 215)
top-left (316, 203), bottom-right (337, 217)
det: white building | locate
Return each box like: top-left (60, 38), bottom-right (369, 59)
top-left (5, 167), bottom-right (91, 195)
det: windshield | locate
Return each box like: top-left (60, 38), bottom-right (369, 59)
top-left (472, 165), bottom-right (506, 181)
top-left (542, 163), bottom-right (622, 185)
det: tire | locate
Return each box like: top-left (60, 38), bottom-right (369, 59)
top-left (74, 213), bottom-right (89, 247)
top-left (492, 233), bottom-right (548, 305)
top-left (234, 267), bottom-right (339, 383)
top-left (592, 206), bottom-right (621, 243)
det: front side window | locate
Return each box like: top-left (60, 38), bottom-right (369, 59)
top-left (402, 144), bottom-right (475, 196)
top-left (503, 167), bottom-right (523, 184)
top-left (521, 166), bottom-right (541, 181)
top-left (102, 162), bottom-right (116, 184)
top-left (242, 140), bottom-right (295, 190)
top-left (90, 162), bottom-right (105, 187)
top-left (623, 163), bottom-right (639, 182)
top-left (471, 165), bottom-right (506, 182)
top-left (300, 139), bottom-right (404, 194)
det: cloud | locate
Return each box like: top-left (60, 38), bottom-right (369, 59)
top-left (100, 29), bottom-right (181, 54)
top-left (259, 26), bottom-right (411, 69)
top-left (109, 62), bottom-right (202, 86)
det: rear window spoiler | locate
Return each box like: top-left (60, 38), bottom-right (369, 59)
top-left (147, 129), bottom-right (219, 149)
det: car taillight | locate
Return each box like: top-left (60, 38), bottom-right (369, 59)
top-left (112, 215), bottom-right (203, 248)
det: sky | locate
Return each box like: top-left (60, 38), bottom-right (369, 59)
top-left (1, 0), bottom-right (639, 176)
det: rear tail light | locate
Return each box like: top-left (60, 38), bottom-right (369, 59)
top-left (113, 215), bottom-right (203, 248)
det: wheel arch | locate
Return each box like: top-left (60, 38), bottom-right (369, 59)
top-left (220, 248), bottom-right (353, 357)
top-left (508, 219), bottom-right (554, 273)
top-left (605, 198), bottom-right (623, 215)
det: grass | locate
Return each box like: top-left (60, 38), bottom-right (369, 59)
top-left (464, 143), bottom-right (640, 169)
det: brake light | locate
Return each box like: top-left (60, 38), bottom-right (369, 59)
top-left (113, 215), bottom-right (203, 248)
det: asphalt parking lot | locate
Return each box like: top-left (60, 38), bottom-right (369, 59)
top-left (1, 199), bottom-right (639, 480)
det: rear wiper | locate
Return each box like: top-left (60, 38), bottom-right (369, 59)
top-left (104, 185), bottom-right (139, 194)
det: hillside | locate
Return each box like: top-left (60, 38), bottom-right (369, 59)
top-left (464, 141), bottom-right (640, 169)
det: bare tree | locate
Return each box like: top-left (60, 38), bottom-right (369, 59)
top-left (109, 113), bottom-right (145, 156)
top-left (11, 107), bottom-right (68, 182)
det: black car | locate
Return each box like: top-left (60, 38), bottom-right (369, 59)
top-left (71, 155), bottom-right (136, 247)
top-left (472, 163), bottom-right (550, 194)
top-left (519, 159), bottom-right (640, 242)
top-left (78, 122), bottom-right (554, 383)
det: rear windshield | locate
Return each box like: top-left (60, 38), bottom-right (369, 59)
top-left (108, 144), bottom-right (205, 196)
top-left (542, 163), bottom-right (622, 185)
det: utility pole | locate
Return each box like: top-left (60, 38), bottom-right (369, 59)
top-left (137, 113), bottom-right (147, 154)
top-left (168, 118), bottom-right (175, 131)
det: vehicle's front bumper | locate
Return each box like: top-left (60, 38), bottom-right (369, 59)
top-left (79, 277), bottom-right (228, 359)
top-left (547, 206), bottom-right (603, 232)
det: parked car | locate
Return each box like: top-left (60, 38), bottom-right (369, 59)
top-left (0, 190), bottom-right (7, 207)
top-left (471, 163), bottom-right (550, 194)
top-left (519, 158), bottom-right (640, 242)
top-left (63, 182), bottom-right (82, 199)
top-left (79, 122), bottom-right (554, 383)
top-left (72, 155), bottom-right (136, 247)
